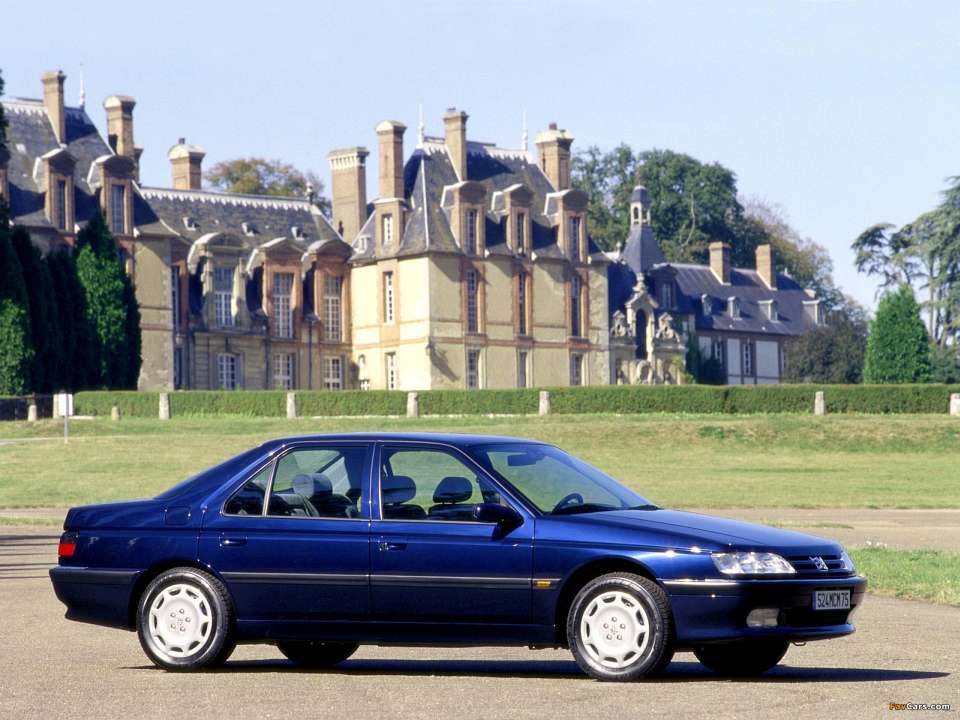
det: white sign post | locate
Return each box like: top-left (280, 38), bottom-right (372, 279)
top-left (57, 393), bottom-right (74, 444)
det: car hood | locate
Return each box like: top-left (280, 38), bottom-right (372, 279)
top-left (555, 508), bottom-right (841, 554)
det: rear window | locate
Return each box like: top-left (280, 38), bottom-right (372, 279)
top-left (155, 446), bottom-right (270, 501)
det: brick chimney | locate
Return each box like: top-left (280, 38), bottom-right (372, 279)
top-left (709, 241), bottom-right (731, 284)
top-left (376, 120), bottom-right (406, 200)
top-left (443, 108), bottom-right (468, 181)
top-left (42, 70), bottom-right (66, 144)
top-left (103, 95), bottom-right (136, 159)
top-left (756, 243), bottom-right (776, 288)
top-left (328, 147), bottom-right (369, 241)
top-left (167, 138), bottom-right (206, 190)
top-left (534, 122), bottom-right (574, 190)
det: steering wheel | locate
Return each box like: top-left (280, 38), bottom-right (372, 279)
top-left (552, 492), bottom-right (585, 513)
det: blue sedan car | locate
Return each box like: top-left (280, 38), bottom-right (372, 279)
top-left (50, 433), bottom-right (866, 680)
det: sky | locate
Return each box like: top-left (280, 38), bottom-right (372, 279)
top-left (3, 0), bottom-right (958, 309)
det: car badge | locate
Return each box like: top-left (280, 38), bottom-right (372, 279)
top-left (810, 556), bottom-right (829, 571)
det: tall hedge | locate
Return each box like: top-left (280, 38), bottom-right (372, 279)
top-left (864, 285), bottom-right (932, 384)
top-left (47, 249), bottom-right (100, 390)
top-left (11, 226), bottom-right (62, 392)
top-left (0, 205), bottom-right (33, 395)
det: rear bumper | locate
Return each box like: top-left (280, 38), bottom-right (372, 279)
top-left (663, 574), bottom-right (868, 645)
top-left (49, 566), bottom-right (141, 629)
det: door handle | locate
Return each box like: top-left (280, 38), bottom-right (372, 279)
top-left (378, 541), bottom-right (407, 552)
top-left (220, 537), bottom-right (247, 547)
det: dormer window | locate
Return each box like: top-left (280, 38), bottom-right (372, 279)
top-left (515, 211), bottom-right (526, 254)
top-left (356, 236), bottom-right (369, 253)
top-left (465, 208), bottom-right (479, 254)
top-left (728, 297), bottom-right (741, 319)
top-left (760, 299), bottom-right (779, 321)
top-left (659, 280), bottom-right (675, 309)
top-left (701, 293), bottom-right (711, 317)
top-left (110, 184), bottom-right (126, 235)
top-left (241, 221), bottom-right (258, 237)
top-left (183, 216), bottom-right (199, 232)
top-left (568, 216), bottom-right (582, 262)
top-left (382, 214), bottom-right (394, 246)
top-left (55, 179), bottom-right (68, 230)
top-left (291, 226), bottom-right (305, 241)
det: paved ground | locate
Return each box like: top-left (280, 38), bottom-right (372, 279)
top-left (1, 528), bottom-right (956, 720)
top-left (7, 507), bottom-right (960, 550)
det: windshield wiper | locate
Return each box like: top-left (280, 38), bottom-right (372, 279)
top-left (627, 504), bottom-right (660, 511)
top-left (551, 503), bottom-right (618, 516)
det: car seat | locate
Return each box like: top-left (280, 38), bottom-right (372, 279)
top-left (381, 475), bottom-right (426, 519)
top-left (428, 476), bottom-right (476, 520)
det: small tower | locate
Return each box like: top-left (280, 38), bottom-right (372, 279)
top-left (630, 185), bottom-right (651, 226)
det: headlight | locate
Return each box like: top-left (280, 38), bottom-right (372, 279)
top-left (839, 549), bottom-right (855, 572)
top-left (712, 551), bottom-right (796, 575)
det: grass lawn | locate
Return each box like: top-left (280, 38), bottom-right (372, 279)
top-left (851, 548), bottom-right (960, 605)
top-left (1, 413), bottom-right (959, 509)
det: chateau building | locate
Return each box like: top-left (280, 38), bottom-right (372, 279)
top-left (607, 186), bottom-right (824, 385)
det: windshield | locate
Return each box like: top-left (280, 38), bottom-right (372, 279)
top-left (468, 443), bottom-right (654, 516)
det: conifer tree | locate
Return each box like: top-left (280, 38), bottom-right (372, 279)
top-left (863, 284), bottom-right (932, 383)
top-left (11, 226), bottom-right (62, 392)
top-left (0, 206), bottom-right (33, 395)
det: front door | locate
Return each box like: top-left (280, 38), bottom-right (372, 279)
top-left (369, 443), bottom-right (534, 633)
top-left (199, 442), bottom-right (372, 625)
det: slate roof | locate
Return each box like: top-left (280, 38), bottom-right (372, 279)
top-left (1, 97), bottom-right (160, 235)
top-left (352, 137), bottom-right (605, 262)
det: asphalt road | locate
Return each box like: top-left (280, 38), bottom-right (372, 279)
top-left (2, 528), bottom-right (957, 720)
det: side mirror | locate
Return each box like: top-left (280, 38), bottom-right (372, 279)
top-left (474, 502), bottom-right (522, 536)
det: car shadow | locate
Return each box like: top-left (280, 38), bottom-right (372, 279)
top-left (126, 658), bottom-right (949, 682)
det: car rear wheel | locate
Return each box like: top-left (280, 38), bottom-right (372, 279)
top-left (567, 572), bottom-right (674, 681)
top-left (694, 639), bottom-right (789, 676)
top-left (137, 568), bottom-right (235, 671)
top-left (277, 641), bottom-right (359, 667)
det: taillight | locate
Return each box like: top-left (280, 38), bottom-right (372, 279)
top-left (58, 531), bottom-right (78, 558)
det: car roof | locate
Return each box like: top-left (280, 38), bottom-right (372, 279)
top-left (264, 432), bottom-right (546, 449)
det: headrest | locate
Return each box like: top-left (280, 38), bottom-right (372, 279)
top-left (292, 473), bottom-right (332, 498)
top-left (433, 476), bottom-right (473, 504)
top-left (382, 475), bottom-right (416, 505)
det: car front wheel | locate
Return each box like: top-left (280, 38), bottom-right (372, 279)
top-left (567, 572), bottom-right (674, 681)
top-left (694, 639), bottom-right (789, 676)
top-left (137, 568), bottom-right (235, 671)
top-left (276, 641), bottom-right (359, 667)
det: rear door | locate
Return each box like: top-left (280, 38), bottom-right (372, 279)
top-left (199, 442), bottom-right (372, 624)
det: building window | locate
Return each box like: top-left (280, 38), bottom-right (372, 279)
top-left (570, 274), bottom-right (583, 337)
top-left (517, 271), bottom-right (528, 335)
top-left (660, 280), bottom-right (675, 309)
top-left (360, 379), bottom-right (370, 391)
top-left (171, 266), bottom-right (181, 334)
top-left (465, 269), bottom-right (479, 333)
top-left (742, 340), bottom-right (755, 377)
top-left (570, 352), bottom-right (584, 386)
top-left (383, 271), bottom-right (395, 324)
top-left (711, 337), bottom-right (725, 366)
top-left (465, 208), bottom-right (478, 254)
top-left (568, 216), bottom-right (581, 262)
top-left (173, 348), bottom-right (183, 389)
top-left (632, 206), bottom-right (640, 224)
top-left (382, 214), bottom-right (394, 245)
top-left (213, 266), bottom-right (234, 328)
top-left (728, 297), bottom-right (741, 319)
top-left (466, 348), bottom-right (481, 389)
top-left (323, 356), bottom-right (343, 390)
top-left (110, 184), bottom-right (125, 235)
top-left (778, 343), bottom-right (785, 376)
top-left (323, 274), bottom-right (342, 342)
top-left (273, 352), bottom-right (295, 389)
top-left (515, 212), bottom-right (526, 254)
top-left (701, 293), bottom-right (711, 317)
top-left (517, 351), bottom-right (528, 388)
top-left (218, 353), bottom-right (238, 390)
top-left (56, 179), bottom-right (67, 230)
top-left (273, 272), bottom-right (294, 339)
top-left (385, 352), bottom-right (397, 390)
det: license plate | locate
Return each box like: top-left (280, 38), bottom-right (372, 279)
top-left (813, 589), bottom-right (851, 610)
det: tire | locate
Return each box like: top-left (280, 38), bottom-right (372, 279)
top-left (567, 572), bottom-right (674, 681)
top-left (277, 641), bottom-right (359, 668)
top-left (137, 567), bottom-right (235, 671)
top-left (694, 639), bottom-right (789, 676)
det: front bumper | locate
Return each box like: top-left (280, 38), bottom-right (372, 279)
top-left (662, 574), bottom-right (867, 645)
top-left (50, 566), bottom-right (141, 629)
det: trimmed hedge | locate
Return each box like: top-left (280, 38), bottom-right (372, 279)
top-left (49, 383), bottom-right (960, 419)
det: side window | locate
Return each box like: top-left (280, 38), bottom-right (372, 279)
top-left (380, 447), bottom-right (505, 522)
top-left (267, 445), bottom-right (369, 519)
top-left (224, 463), bottom-right (272, 516)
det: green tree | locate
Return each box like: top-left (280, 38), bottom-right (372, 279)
top-left (929, 344), bottom-right (960, 384)
top-left (863, 285), bottom-right (932, 384)
top-left (121, 278), bottom-right (142, 388)
top-left (784, 305), bottom-right (869, 384)
top-left (47, 250), bottom-right (99, 390)
top-left (571, 144), bottom-right (638, 251)
top-left (205, 158), bottom-right (330, 212)
top-left (10, 227), bottom-right (62, 392)
top-left (74, 213), bottom-right (136, 387)
top-left (0, 206), bottom-right (33, 395)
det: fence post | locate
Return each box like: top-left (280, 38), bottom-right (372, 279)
top-left (159, 392), bottom-right (171, 421)
top-left (406, 392), bottom-right (419, 418)
top-left (111, 405), bottom-right (121, 422)
top-left (814, 391), bottom-right (826, 416)
top-left (286, 392), bottom-right (297, 420)
top-left (950, 393), bottom-right (960, 417)
top-left (27, 400), bottom-right (38, 422)
top-left (539, 390), bottom-right (551, 416)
